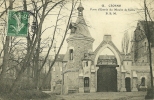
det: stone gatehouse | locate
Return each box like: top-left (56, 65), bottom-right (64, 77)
top-left (51, 2), bottom-right (154, 94)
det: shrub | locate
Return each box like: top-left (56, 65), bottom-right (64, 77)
top-left (4, 90), bottom-right (51, 100)
top-left (145, 88), bottom-right (154, 99)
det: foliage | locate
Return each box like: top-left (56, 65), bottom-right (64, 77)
top-left (121, 31), bottom-right (130, 55)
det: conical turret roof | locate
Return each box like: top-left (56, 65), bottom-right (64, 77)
top-left (67, 2), bottom-right (94, 42)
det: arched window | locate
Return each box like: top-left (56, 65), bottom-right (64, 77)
top-left (141, 77), bottom-right (145, 86)
top-left (69, 49), bottom-right (73, 60)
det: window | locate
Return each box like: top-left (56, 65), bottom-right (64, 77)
top-left (71, 27), bottom-right (76, 33)
top-left (84, 61), bottom-right (88, 67)
top-left (145, 42), bottom-right (147, 51)
top-left (84, 77), bottom-right (89, 87)
top-left (141, 77), bottom-right (145, 86)
top-left (86, 61), bottom-right (88, 67)
top-left (69, 49), bottom-right (73, 60)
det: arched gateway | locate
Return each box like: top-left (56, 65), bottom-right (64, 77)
top-left (51, 1), bottom-right (152, 94)
top-left (93, 35), bottom-right (122, 92)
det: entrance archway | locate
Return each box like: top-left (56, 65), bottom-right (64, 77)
top-left (93, 35), bottom-right (122, 92)
top-left (94, 43), bottom-right (121, 67)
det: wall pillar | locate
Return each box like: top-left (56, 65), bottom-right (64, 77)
top-left (116, 66), bottom-right (121, 91)
top-left (90, 72), bottom-right (96, 92)
top-left (95, 67), bottom-right (99, 92)
top-left (79, 76), bottom-right (84, 93)
top-left (120, 72), bottom-right (126, 91)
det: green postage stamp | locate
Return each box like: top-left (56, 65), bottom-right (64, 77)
top-left (7, 10), bottom-right (29, 37)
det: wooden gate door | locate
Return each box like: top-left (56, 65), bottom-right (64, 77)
top-left (97, 66), bottom-right (117, 92)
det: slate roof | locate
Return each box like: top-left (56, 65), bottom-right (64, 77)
top-left (138, 21), bottom-right (154, 46)
top-left (75, 16), bottom-right (92, 38)
top-left (67, 2), bottom-right (94, 41)
top-left (98, 55), bottom-right (116, 60)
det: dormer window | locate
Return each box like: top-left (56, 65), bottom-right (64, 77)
top-left (71, 27), bottom-right (76, 33)
top-left (69, 23), bottom-right (76, 33)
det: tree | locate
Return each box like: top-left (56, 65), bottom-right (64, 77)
top-left (144, 0), bottom-right (154, 98)
top-left (121, 31), bottom-right (130, 55)
top-left (40, 0), bottom-right (79, 89)
top-left (0, 0), bottom-right (13, 87)
top-left (9, 0), bottom-right (65, 93)
top-left (0, 0), bottom-right (86, 95)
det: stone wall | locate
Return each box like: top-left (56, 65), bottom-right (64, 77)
top-left (51, 62), bottom-right (63, 92)
top-left (63, 38), bottom-right (93, 94)
top-left (66, 39), bottom-right (93, 69)
top-left (63, 72), bottom-right (79, 94)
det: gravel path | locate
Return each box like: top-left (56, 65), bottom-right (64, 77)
top-left (55, 92), bottom-right (146, 100)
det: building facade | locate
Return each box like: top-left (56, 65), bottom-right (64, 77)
top-left (51, 2), bottom-right (154, 94)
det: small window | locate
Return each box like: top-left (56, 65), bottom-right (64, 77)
top-left (141, 77), bottom-right (145, 86)
top-left (145, 42), bottom-right (147, 51)
top-left (86, 61), bottom-right (88, 67)
top-left (69, 49), bottom-right (73, 60)
top-left (84, 61), bottom-right (88, 67)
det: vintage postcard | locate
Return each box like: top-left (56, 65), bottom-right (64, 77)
top-left (0, 0), bottom-right (154, 100)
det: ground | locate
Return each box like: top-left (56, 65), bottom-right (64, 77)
top-left (54, 92), bottom-right (146, 100)
top-left (0, 91), bottom-right (146, 100)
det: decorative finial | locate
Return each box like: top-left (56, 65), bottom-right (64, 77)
top-left (77, 0), bottom-right (84, 16)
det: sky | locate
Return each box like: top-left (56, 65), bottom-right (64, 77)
top-left (0, 0), bottom-right (154, 56)
top-left (57, 0), bottom-right (154, 55)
